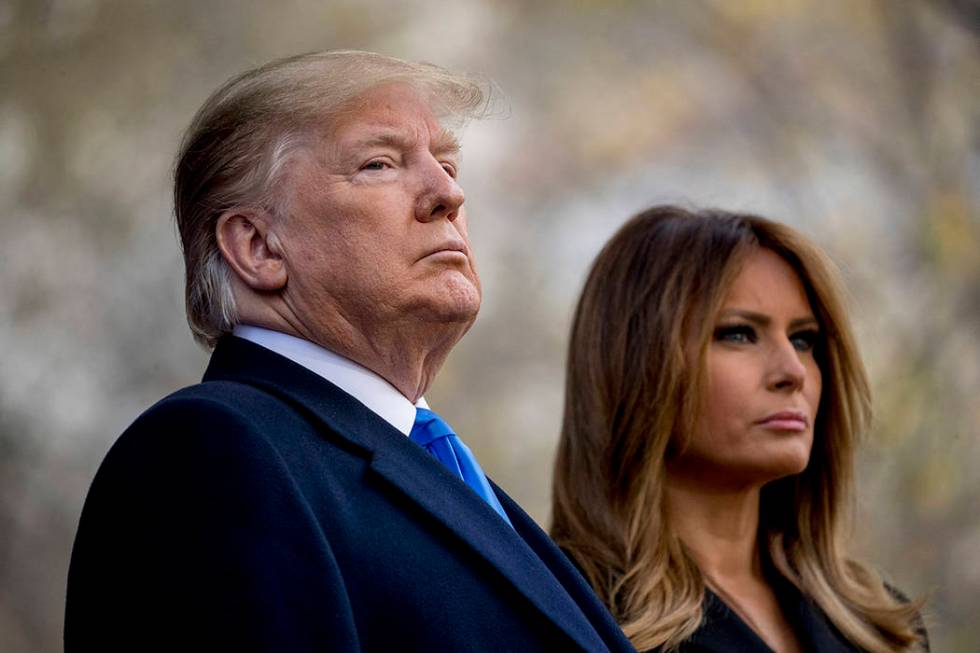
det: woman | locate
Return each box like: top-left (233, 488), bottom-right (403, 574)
top-left (551, 206), bottom-right (927, 652)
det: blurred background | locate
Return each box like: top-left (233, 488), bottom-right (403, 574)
top-left (1, 0), bottom-right (978, 650)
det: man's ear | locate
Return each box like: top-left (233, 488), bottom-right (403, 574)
top-left (215, 210), bottom-right (287, 291)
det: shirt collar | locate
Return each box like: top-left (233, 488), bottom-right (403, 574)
top-left (232, 324), bottom-right (426, 436)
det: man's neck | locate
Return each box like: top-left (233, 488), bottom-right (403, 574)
top-left (233, 324), bottom-right (426, 435)
top-left (241, 307), bottom-right (468, 403)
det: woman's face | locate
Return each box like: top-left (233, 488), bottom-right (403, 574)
top-left (670, 247), bottom-right (823, 489)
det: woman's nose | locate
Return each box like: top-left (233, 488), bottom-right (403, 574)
top-left (766, 339), bottom-right (808, 392)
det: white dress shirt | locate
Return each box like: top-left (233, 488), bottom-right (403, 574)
top-left (232, 324), bottom-right (427, 436)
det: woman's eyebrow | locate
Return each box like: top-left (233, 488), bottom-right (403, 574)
top-left (718, 309), bottom-right (769, 326)
top-left (718, 309), bottom-right (819, 329)
top-left (789, 316), bottom-right (820, 329)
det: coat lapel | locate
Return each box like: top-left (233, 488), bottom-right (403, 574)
top-left (368, 448), bottom-right (609, 653)
top-left (786, 585), bottom-right (855, 652)
top-left (204, 337), bottom-right (613, 653)
top-left (492, 483), bottom-right (637, 653)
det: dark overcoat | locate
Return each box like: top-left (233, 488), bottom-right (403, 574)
top-left (65, 336), bottom-right (636, 653)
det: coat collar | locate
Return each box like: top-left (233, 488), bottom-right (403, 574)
top-left (204, 336), bottom-right (619, 653)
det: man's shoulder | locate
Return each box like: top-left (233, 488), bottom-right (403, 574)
top-left (105, 378), bottom-right (304, 464)
top-left (140, 378), bottom-right (289, 426)
top-left (155, 377), bottom-right (282, 412)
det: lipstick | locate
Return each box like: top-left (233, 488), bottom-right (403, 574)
top-left (757, 411), bottom-right (808, 432)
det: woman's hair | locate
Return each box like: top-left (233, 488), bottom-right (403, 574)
top-left (550, 205), bottom-right (925, 652)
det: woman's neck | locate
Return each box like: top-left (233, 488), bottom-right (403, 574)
top-left (665, 473), bottom-right (805, 653)
top-left (665, 474), bottom-right (764, 582)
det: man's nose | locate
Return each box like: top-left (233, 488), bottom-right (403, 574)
top-left (414, 159), bottom-right (465, 223)
top-left (766, 339), bottom-right (807, 393)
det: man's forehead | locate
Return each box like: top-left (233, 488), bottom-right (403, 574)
top-left (320, 83), bottom-right (460, 149)
top-left (326, 114), bottom-right (461, 157)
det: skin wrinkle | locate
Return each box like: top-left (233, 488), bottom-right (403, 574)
top-left (318, 105), bottom-right (461, 174)
top-left (219, 82), bottom-right (480, 402)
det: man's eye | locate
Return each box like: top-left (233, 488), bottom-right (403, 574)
top-left (714, 325), bottom-right (756, 344)
top-left (441, 162), bottom-right (458, 178)
top-left (790, 329), bottom-right (820, 352)
top-left (361, 160), bottom-right (389, 171)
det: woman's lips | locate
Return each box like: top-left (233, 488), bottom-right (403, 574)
top-left (756, 411), bottom-right (808, 432)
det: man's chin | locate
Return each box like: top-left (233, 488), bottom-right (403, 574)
top-left (413, 278), bottom-right (481, 324)
top-left (436, 289), bottom-right (481, 324)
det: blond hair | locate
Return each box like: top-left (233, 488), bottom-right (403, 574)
top-left (174, 50), bottom-right (488, 347)
top-left (551, 205), bottom-right (926, 652)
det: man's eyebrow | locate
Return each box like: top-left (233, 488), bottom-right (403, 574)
top-left (345, 129), bottom-right (460, 156)
top-left (431, 129), bottom-right (461, 156)
top-left (347, 132), bottom-right (413, 151)
top-left (718, 309), bottom-right (819, 329)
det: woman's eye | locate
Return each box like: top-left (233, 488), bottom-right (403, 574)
top-left (790, 329), bottom-right (820, 352)
top-left (714, 325), bottom-right (756, 344)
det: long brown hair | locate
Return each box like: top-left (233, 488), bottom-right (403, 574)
top-left (550, 206), bottom-right (925, 652)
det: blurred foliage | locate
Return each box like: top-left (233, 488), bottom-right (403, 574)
top-left (1, 0), bottom-right (977, 651)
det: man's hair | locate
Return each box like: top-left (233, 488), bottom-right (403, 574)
top-left (550, 206), bottom-right (926, 652)
top-left (174, 50), bottom-right (488, 348)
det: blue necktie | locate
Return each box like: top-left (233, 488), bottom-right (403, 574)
top-left (409, 408), bottom-right (513, 527)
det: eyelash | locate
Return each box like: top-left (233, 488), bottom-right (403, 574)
top-left (359, 160), bottom-right (458, 179)
top-left (715, 324), bottom-right (754, 344)
top-left (790, 329), bottom-right (820, 352)
top-left (713, 324), bottom-right (820, 352)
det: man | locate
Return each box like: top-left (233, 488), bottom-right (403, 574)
top-left (65, 51), bottom-right (635, 652)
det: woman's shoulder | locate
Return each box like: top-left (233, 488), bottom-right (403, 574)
top-left (686, 582), bottom-right (862, 652)
top-left (884, 583), bottom-right (930, 652)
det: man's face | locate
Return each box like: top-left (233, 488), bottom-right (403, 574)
top-left (275, 83), bottom-right (481, 350)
